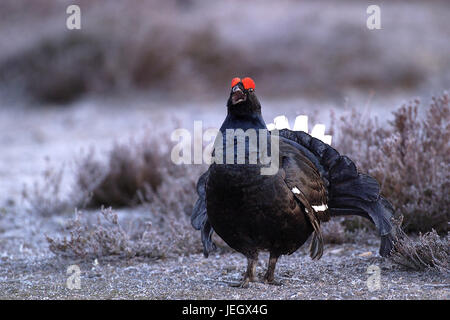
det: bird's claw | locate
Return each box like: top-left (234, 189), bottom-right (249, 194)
top-left (263, 275), bottom-right (282, 286)
top-left (230, 277), bottom-right (252, 289)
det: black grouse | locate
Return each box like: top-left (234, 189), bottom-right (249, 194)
top-left (191, 77), bottom-right (397, 287)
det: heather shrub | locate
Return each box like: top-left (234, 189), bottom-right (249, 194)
top-left (322, 220), bottom-right (346, 245)
top-left (46, 161), bottom-right (207, 259)
top-left (47, 208), bottom-right (140, 259)
top-left (23, 126), bottom-right (206, 216)
top-left (39, 127), bottom-right (208, 258)
top-left (334, 93), bottom-right (450, 234)
top-left (75, 139), bottom-right (164, 208)
top-left (46, 207), bottom-right (202, 259)
top-left (22, 138), bottom-right (165, 213)
top-left (390, 228), bottom-right (449, 274)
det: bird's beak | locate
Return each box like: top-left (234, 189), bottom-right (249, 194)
top-left (231, 85), bottom-right (247, 105)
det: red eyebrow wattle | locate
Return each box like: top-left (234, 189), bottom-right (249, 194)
top-left (231, 77), bottom-right (241, 88)
top-left (242, 77), bottom-right (255, 90)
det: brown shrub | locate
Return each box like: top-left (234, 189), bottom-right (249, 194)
top-left (46, 206), bottom-right (202, 260)
top-left (47, 208), bottom-right (140, 259)
top-left (46, 158), bottom-right (206, 259)
top-left (322, 220), bottom-right (346, 245)
top-left (75, 139), bottom-right (164, 208)
top-left (42, 128), bottom-right (208, 259)
top-left (22, 136), bottom-right (168, 214)
top-left (333, 92), bottom-right (450, 234)
top-left (390, 228), bottom-right (449, 274)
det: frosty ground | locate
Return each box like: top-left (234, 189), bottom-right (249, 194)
top-left (0, 97), bottom-right (448, 299)
top-left (1, 244), bottom-right (448, 299)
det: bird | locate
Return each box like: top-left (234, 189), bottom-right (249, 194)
top-left (191, 77), bottom-right (397, 288)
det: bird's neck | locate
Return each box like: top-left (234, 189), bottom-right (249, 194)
top-left (219, 112), bottom-right (267, 133)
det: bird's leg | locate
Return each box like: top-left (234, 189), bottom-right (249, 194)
top-left (231, 256), bottom-right (257, 288)
top-left (263, 253), bottom-right (280, 285)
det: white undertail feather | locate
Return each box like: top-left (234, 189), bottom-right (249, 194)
top-left (310, 124), bottom-right (333, 146)
top-left (273, 115), bottom-right (291, 130)
top-left (310, 124), bottom-right (325, 140)
top-left (323, 135), bottom-right (332, 145)
top-left (292, 187), bottom-right (300, 194)
top-left (312, 204), bottom-right (328, 212)
top-left (292, 187), bottom-right (328, 212)
top-left (293, 115), bottom-right (308, 132)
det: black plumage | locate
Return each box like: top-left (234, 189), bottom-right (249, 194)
top-left (191, 78), bottom-right (397, 287)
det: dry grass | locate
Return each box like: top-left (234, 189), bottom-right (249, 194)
top-left (21, 159), bottom-right (84, 216)
top-left (333, 92), bottom-right (450, 234)
top-left (21, 160), bottom-right (67, 216)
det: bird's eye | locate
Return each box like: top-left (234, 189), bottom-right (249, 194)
top-left (231, 77), bottom-right (241, 88)
top-left (242, 77), bottom-right (255, 91)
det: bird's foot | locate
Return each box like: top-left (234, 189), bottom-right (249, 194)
top-left (263, 278), bottom-right (282, 286)
top-left (263, 274), bottom-right (282, 286)
top-left (230, 276), bottom-right (254, 289)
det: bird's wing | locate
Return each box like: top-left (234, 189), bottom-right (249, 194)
top-left (277, 129), bottom-right (397, 257)
top-left (280, 141), bottom-right (329, 260)
top-left (191, 169), bottom-right (216, 257)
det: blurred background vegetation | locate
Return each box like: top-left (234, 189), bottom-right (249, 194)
top-left (0, 0), bottom-right (449, 105)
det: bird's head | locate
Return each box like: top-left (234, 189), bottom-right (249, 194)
top-left (227, 77), bottom-right (261, 116)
